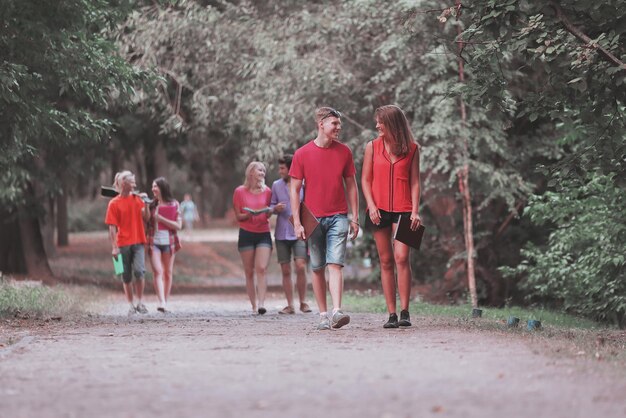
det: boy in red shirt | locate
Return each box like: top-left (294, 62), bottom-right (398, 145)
top-left (105, 170), bottom-right (151, 315)
top-left (289, 107), bottom-right (360, 330)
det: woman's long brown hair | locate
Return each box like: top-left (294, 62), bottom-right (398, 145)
top-left (375, 105), bottom-right (415, 156)
top-left (151, 177), bottom-right (175, 210)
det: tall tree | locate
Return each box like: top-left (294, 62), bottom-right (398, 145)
top-left (456, 0), bottom-right (626, 325)
top-left (0, 0), bottom-right (148, 276)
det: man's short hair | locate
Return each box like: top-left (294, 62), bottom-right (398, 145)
top-left (315, 107), bottom-right (341, 123)
top-left (114, 170), bottom-right (134, 192)
top-left (278, 154), bottom-right (293, 169)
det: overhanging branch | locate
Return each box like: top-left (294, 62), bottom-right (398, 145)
top-left (549, 1), bottom-right (626, 70)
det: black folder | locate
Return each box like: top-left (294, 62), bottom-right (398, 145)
top-left (100, 185), bottom-right (152, 203)
top-left (393, 215), bottom-right (425, 250)
top-left (100, 185), bottom-right (119, 198)
top-left (289, 202), bottom-right (320, 240)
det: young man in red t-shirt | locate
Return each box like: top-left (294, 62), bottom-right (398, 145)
top-left (105, 170), bottom-right (150, 316)
top-left (289, 107), bottom-right (360, 330)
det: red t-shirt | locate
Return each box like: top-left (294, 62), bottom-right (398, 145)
top-left (289, 140), bottom-right (356, 217)
top-left (371, 138), bottom-right (418, 212)
top-left (105, 195), bottom-right (147, 247)
top-left (232, 186), bottom-right (272, 233)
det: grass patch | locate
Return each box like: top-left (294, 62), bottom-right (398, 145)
top-left (0, 280), bottom-right (85, 318)
top-left (343, 291), bottom-right (607, 330)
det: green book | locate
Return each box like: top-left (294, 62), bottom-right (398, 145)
top-left (112, 255), bottom-right (124, 275)
top-left (243, 207), bottom-right (270, 215)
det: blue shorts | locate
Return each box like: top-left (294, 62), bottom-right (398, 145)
top-left (307, 214), bottom-right (349, 271)
top-left (238, 229), bottom-right (273, 252)
top-left (152, 244), bottom-right (172, 254)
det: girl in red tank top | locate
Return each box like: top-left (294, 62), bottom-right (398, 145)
top-left (361, 105), bottom-right (422, 329)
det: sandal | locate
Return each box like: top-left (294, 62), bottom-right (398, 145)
top-left (279, 306), bottom-right (295, 315)
top-left (300, 302), bottom-right (312, 313)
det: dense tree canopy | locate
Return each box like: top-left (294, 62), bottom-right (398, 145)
top-left (1, 0), bottom-right (624, 326)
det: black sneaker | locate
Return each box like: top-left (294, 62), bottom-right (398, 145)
top-left (399, 310), bottom-right (411, 327)
top-left (383, 313), bottom-right (399, 328)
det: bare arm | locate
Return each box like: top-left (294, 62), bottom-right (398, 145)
top-left (344, 175), bottom-right (360, 240)
top-left (137, 195), bottom-right (150, 222)
top-left (108, 225), bottom-right (119, 256)
top-left (270, 188), bottom-right (286, 215)
top-left (360, 141), bottom-right (380, 225)
top-left (409, 146), bottom-right (422, 230)
top-left (232, 195), bottom-right (252, 222)
top-left (290, 177), bottom-right (305, 240)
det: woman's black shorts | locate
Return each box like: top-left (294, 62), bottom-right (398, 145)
top-left (365, 209), bottom-right (411, 230)
top-left (238, 229), bottom-right (273, 252)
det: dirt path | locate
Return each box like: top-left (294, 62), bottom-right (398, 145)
top-left (1, 293), bottom-right (625, 418)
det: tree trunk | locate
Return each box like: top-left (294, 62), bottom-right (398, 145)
top-left (57, 173), bottom-right (69, 247)
top-left (456, 1), bottom-right (478, 308)
top-left (0, 209), bottom-right (54, 279)
top-left (0, 211), bottom-right (27, 274)
top-left (18, 211), bottom-right (54, 280)
top-left (152, 139), bottom-right (169, 180)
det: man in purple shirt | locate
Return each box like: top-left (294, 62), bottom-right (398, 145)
top-left (271, 154), bottom-right (312, 314)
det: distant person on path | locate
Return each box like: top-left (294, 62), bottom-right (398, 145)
top-left (146, 177), bottom-right (182, 313)
top-left (232, 161), bottom-right (274, 315)
top-left (180, 193), bottom-right (200, 240)
top-left (270, 154), bottom-right (312, 315)
top-left (361, 105), bottom-right (421, 328)
top-left (105, 170), bottom-right (151, 316)
top-left (289, 107), bottom-right (359, 330)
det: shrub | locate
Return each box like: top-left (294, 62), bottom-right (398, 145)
top-left (0, 279), bottom-right (79, 317)
top-left (502, 173), bottom-right (626, 328)
top-left (68, 198), bottom-right (108, 232)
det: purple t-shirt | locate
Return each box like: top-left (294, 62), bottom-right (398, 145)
top-left (270, 178), bottom-right (303, 240)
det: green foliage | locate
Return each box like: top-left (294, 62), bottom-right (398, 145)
top-left (502, 173), bottom-right (626, 327)
top-left (451, 0), bottom-right (626, 325)
top-left (0, 0), bottom-right (150, 208)
top-left (67, 198), bottom-right (109, 232)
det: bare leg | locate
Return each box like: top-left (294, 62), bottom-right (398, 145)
top-left (394, 239), bottom-right (412, 311)
top-left (133, 279), bottom-right (145, 304)
top-left (122, 283), bottom-right (134, 304)
top-left (311, 268), bottom-right (327, 313)
top-left (150, 247), bottom-right (166, 308)
top-left (294, 258), bottom-right (308, 304)
top-left (327, 264), bottom-right (344, 311)
top-left (254, 247), bottom-right (272, 310)
top-left (162, 251), bottom-right (175, 304)
top-left (239, 250), bottom-right (256, 311)
top-left (281, 262), bottom-right (294, 308)
top-left (373, 227), bottom-right (397, 314)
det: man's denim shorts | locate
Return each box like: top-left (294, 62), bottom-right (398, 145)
top-left (307, 214), bottom-right (349, 271)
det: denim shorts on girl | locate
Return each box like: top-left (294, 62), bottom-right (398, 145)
top-left (238, 229), bottom-right (273, 252)
top-left (307, 214), bottom-right (349, 271)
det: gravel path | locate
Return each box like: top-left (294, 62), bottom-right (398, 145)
top-left (1, 294), bottom-right (625, 418)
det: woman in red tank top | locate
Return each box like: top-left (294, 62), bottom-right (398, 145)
top-left (361, 105), bottom-right (421, 329)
